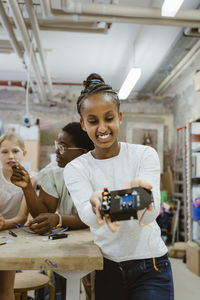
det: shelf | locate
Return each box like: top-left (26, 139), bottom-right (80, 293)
top-left (191, 177), bottom-right (200, 184)
top-left (174, 192), bottom-right (184, 198)
top-left (174, 180), bottom-right (183, 185)
top-left (186, 120), bottom-right (200, 242)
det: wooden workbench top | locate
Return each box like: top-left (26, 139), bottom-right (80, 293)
top-left (0, 228), bottom-right (103, 271)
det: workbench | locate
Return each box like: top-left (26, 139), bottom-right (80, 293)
top-left (0, 228), bottom-right (103, 299)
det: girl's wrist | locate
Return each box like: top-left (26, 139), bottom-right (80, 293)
top-left (22, 180), bottom-right (32, 191)
top-left (0, 219), bottom-right (6, 230)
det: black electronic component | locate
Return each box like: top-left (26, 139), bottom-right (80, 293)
top-left (0, 242), bottom-right (7, 246)
top-left (100, 187), bottom-right (154, 221)
top-left (48, 233), bottom-right (68, 240)
top-left (9, 230), bottom-right (17, 237)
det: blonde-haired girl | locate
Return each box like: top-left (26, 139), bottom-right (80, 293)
top-left (0, 132), bottom-right (29, 300)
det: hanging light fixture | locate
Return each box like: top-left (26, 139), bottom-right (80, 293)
top-left (118, 42), bottom-right (141, 100)
top-left (161, 0), bottom-right (184, 17)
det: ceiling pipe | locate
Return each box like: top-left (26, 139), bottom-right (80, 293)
top-left (33, 19), bottom-right (99, 28)
top-left (25, 0), bottom-right (54, 102)
top-left (0, 1), bottom-right (23, 58)
top-left (36, 25), bottom-right (108, 33)
top-left (0, 39), bottom-right (24, 54)
top-left (0, 80), bottom-right (82, 87)
top-left (39, 2), bottom-right (200, 28)
top-left (43, 13), bottom-right (200, 28)
top-left (40, 0), bottom-right (52, 18)
top-left (60, 0), bottom-right (200, 22)
top-left (0, 18), bottom-right (109, 33)
top-left (2, 15), bottom-right (200, 30)
top-left (0, 81), bottom-right (27, 88)
top-left (154, 39), bottom-right (200, 95)
top-left (23, 17), bottom-right (109, 33)
top-left (0, 22), bottom-right (109, 34)
top-left (7, 0), bottom-right (48, 103)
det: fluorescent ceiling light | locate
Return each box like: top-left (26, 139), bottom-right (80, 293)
top-left (161, 0), bottom-right (184, 17)
top-left (118, 67), bottom-right (141, 100)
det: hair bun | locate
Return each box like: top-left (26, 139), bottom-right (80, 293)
top-left (83, 73), bottom-right (104, 88)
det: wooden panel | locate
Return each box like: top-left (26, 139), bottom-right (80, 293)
top-left (0, 229), bottom-right (103, 271)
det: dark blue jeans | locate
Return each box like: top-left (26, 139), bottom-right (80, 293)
top-left (95, 253), bottom-right (174, 300)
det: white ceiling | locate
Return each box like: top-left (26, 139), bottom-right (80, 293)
top-left (0, 0), bottom-right (200, 104)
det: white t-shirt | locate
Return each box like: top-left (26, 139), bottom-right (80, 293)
top-left (0, 165), bottom-right (23, 219)
top-left (64, 142), bottom-right (167, 262)
top-left (38, 161), bottom-right (77, 215)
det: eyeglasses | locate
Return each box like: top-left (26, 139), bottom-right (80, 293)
top-left (54, 141), bottom-right (84, 154)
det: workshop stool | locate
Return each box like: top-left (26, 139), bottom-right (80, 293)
top-left (14, 272), bottom-right (55, 300)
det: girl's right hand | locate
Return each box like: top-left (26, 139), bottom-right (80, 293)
top-left (0, 214), bottom-right (5, 230)
top-left (90, 191), bottom-right (120, 233)
top-left (10, 163), bottom-right (31, 189)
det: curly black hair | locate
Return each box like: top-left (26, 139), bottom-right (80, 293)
top-left (62, 122), bottom-right (94, 151)
top-left (77, 73), bottom-right (120, 115)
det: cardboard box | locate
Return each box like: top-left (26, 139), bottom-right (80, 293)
top-left (186, 242), bottom-right (200, 276)
top-left (191, 122), bottom-right (200, 134)
top-left (168, 242), bottom-right (186, 258)
top-left (192, 142), bottom-right (200, 152)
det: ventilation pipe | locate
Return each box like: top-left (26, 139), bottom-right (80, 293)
top-left (0, 17), bottom-right (109, 34)
top-left (40, 0), bottom-right (52, 18)
top-left (39, 0), bottom-right (107, 32)
top-left (61, 0), bottom-right (200, 21)
top-left (40, 0), bottom-right (200, 28)
top-left (0, 80), bottom-right (82, 87)
top-left (23, 17), bottom-right (109, 33)
top-left (154, 40), bottom-right (200, 95)
top-left (2, 14), bottom-right (200, 30)
top-left (25, 0), bottom-right (54, 102)
top-left (7, 0), bottom-right (48, 103)
top-left (0, 1), bottom-right (23, 58)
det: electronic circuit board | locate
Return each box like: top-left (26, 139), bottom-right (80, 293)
top-left (100, 187), bottom-right (154, 221)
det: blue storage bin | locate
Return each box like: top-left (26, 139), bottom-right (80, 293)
top-left (192, 200), bottom-right (200, 220)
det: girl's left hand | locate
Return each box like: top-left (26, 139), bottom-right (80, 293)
top-left (0, 214), bottom-right (5, 230)
top-left (123, 177), bottom-right (153, 211)
top-left (90, 191), bottom-right (120, 233)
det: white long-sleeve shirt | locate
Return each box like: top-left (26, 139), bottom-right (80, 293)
top-left (64, 142), bottom-right (167, 262)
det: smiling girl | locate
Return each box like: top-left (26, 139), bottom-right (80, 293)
top-left (64, 73), bottom-right (174, 300)
top-left (0, 132), bottom-right (29, 300)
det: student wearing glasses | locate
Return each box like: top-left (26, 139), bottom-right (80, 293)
top-left (11, 122), bottom-right (94, 233)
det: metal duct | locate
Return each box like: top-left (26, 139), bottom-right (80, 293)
top-left (25, 0), bottom-right (54, 102)
top-left (0, 1), bottom-right (23, 58)
top-left (7, 0), bottom-right (48, 103)
top-left (40, 1), bottom-right (200, 28)
top-left (61, 0), bottom-right (200, 21)
top-left (0, 80), bottom-right (82, 87)
top-left (154, 40), bottom-right (200, 95)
